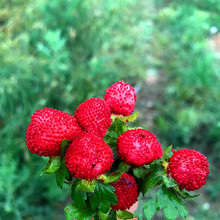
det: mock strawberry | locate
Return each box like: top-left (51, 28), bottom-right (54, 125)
top-left (110, 173), bottom-right (138, 211)
top-left (65, 131), bottom-right (113, 180)
top-left (117, 128), bottom-right (162, 166)
top-left (167, 149), bottom-right (209, 191)
top-left (26, 108), bottom-right (81, 157)
top-left (74, 98), bottom-right (112, 138)
top-left (104, 81), bottom-right (136, 116)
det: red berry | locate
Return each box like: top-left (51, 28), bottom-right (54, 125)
top-left (167, 149), bottom-right (209, 191)
top-left (65, 131), bottom-right (113, 180)
top-left (117, 129), bottom-right (163, 166)
top-left (104, 81), bottom-right (136, 116)
top-left (110, 173), bottom-right (138, 211)
top-left (74, 98), bottom-right (112, 138)
top-left (26, 108), bottom-right (81, 157)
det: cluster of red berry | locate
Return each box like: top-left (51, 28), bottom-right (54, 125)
top-left (26, 81), bottom-right (209, 213)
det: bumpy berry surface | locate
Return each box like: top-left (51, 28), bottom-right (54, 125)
top-left (167, 149), bottom-right (209, 191)
top-left (111, 173), bottom-right (138, 211)
top-left (26, 108), bottom-right (81, 157)
top-left (117, 128), bottom-right (163, 166)
top-left (74, 98), bottom-right (112, 138)
top-left (104, 81), bottom-right (136, 116)
top-left (65, 131), bottom-right (113, 180)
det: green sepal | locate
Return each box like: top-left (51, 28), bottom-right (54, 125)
top-left (156, 186), bottom-right (188, 220)
top-left (116, 210), bottom-right (134, 219)
top-left (71, 179), bottom-right (87, 209)
top-left (112, 112), bottom-right (139, 122)
top-left (174, 187), bottom-right (200, 199)
top-left (99, 172), bottom-right (122, 184)
top-left (60, 139), bottom-right (72, 158)
top-left (77, 179), bottom-right (97, 193)
top-left (64, 203), bottom-right (96, 220)
top-left (161, 145), bottom-right (173, 162)
top-left (118, 161), bottom-right (131, 172)
top-left (133, 166), bottom-right (148, 179)
top-left (162, 175), bottom-right (178, 188)
top-left (40, 156), bottom-right (61, 176)
top-left (142, 162), bottom-right (163, 195)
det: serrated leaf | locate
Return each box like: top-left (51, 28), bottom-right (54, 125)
top-left (89, 191), bottom-right (99, 210)
top-left (116, 210), bottom-right (134, 219)
top-left (162, 175), bottom-right (178, 188)
top-left (64, 203), bottom-right (96, 220)
top-left (40, 156), bottom-right (61, 176)
top-left (115, 112), bottom-right (139, 122)
top-left (71, 180), bottom-right (87, 209)
top-left (133, 167), bottom-right (148, 178)
top-left (156, 186), bottom-right (188, 220)
top-left (77, 179), bottom-right (97, 193)
top-left (97, 182), bottom-right (118, 205)
top-left (144, 199), bottom-right (157, 220)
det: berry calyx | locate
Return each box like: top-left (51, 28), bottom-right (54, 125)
top-left (26, 108), bottom-right (81, 157)
top-left (65, 131), bottom-right (113, 180)
top-left (110, 173), bottom-right (138, 211)
top-left (104, 81), bottom-right (136, 116)
top-left (74, 98), bottom-right (112, 138)
top-left (117, 128), bottom-right (163, 166)
top-left (167, 149), bottom-right (209, 191)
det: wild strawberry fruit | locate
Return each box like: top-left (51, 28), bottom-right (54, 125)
top-left (110, 173), bottom-right (138, 211)
top-left (65, 131), bottom-right (113, 180)
top-left (117, 128), bottom-right (163, 166)
top-left (26, 108), bottom-right (81, 157)
top-left (167, 149), bottom-right (209, 191)
top-left (104, 81), bottom-right (136, 116)
top-left (74, 98), bottom-right (112, 138)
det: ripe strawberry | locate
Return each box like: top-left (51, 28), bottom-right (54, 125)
top-left (117, 129), bottom-right (163, 166)
top-left (167, 149), bottom-right (209, 191)
top-left (104, 81), bottom-right (136, 116)
top-left (26, 108), bottom-right (81, 157)
top-left (74, 98), bottom-right (112, 138)
top-left (110, 173), bottom-right (138, 211)
top-left (65, 131), bottom-right (113, 180)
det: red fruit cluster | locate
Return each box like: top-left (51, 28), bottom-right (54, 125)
top-left (74, 98), bottom-right (112, 138)
top-left (167, 149), bottom-right (209, 191)
top-left (117, 128), bottom-right (163, 166)
top-left (111, 173), bottom-right (138, 211)
top-left (26, 108), bottom-right (81, 157)
top-left (65, 132), bottom-right (113, 180)
top-left (105, 81), bottom-right (136, 116)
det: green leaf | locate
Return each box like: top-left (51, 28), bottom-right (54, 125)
top-left (118, 161), bottom-right (131, 172)
top-left (60, 139), bottom-right (72, 158)
top-left (156, 186), bottom-right (188, 220)
top-left (142, 164), bottom-right (163, 195)
top-left (77, 179), bottom-right (97, 193)
top-left (40, 156), bottom-right (61, 176)
top-left (107, 211), bottom-right (117, 220)
top-left (89, 190), bottom-right (99, 210)
top-left (115, 112), bottom-right (139, 122)
top-left (99, 201), bottom-right (110, 214)
top-left (97, 182), bottom-right (118, 205)
top-left (64, 203), bottom-right (96, 220)
top-left (133, 167), bottom-right (148, 178)
top-left (162, 175), bottom-right (178, 188)
top-left (116, 210), bottom-right (134, 219)
top-left (71, 180), bottom-right (87, 209)
top-left (144, 199), bottom-right (157, 220)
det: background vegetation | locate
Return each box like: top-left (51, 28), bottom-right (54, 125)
top-left (0, 0), bottom-right (219, 219)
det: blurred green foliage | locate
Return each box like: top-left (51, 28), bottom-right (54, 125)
top-left (1, 0), bottom-right (220, 219)
top-left (0, 0), bottom-right (147, 219)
